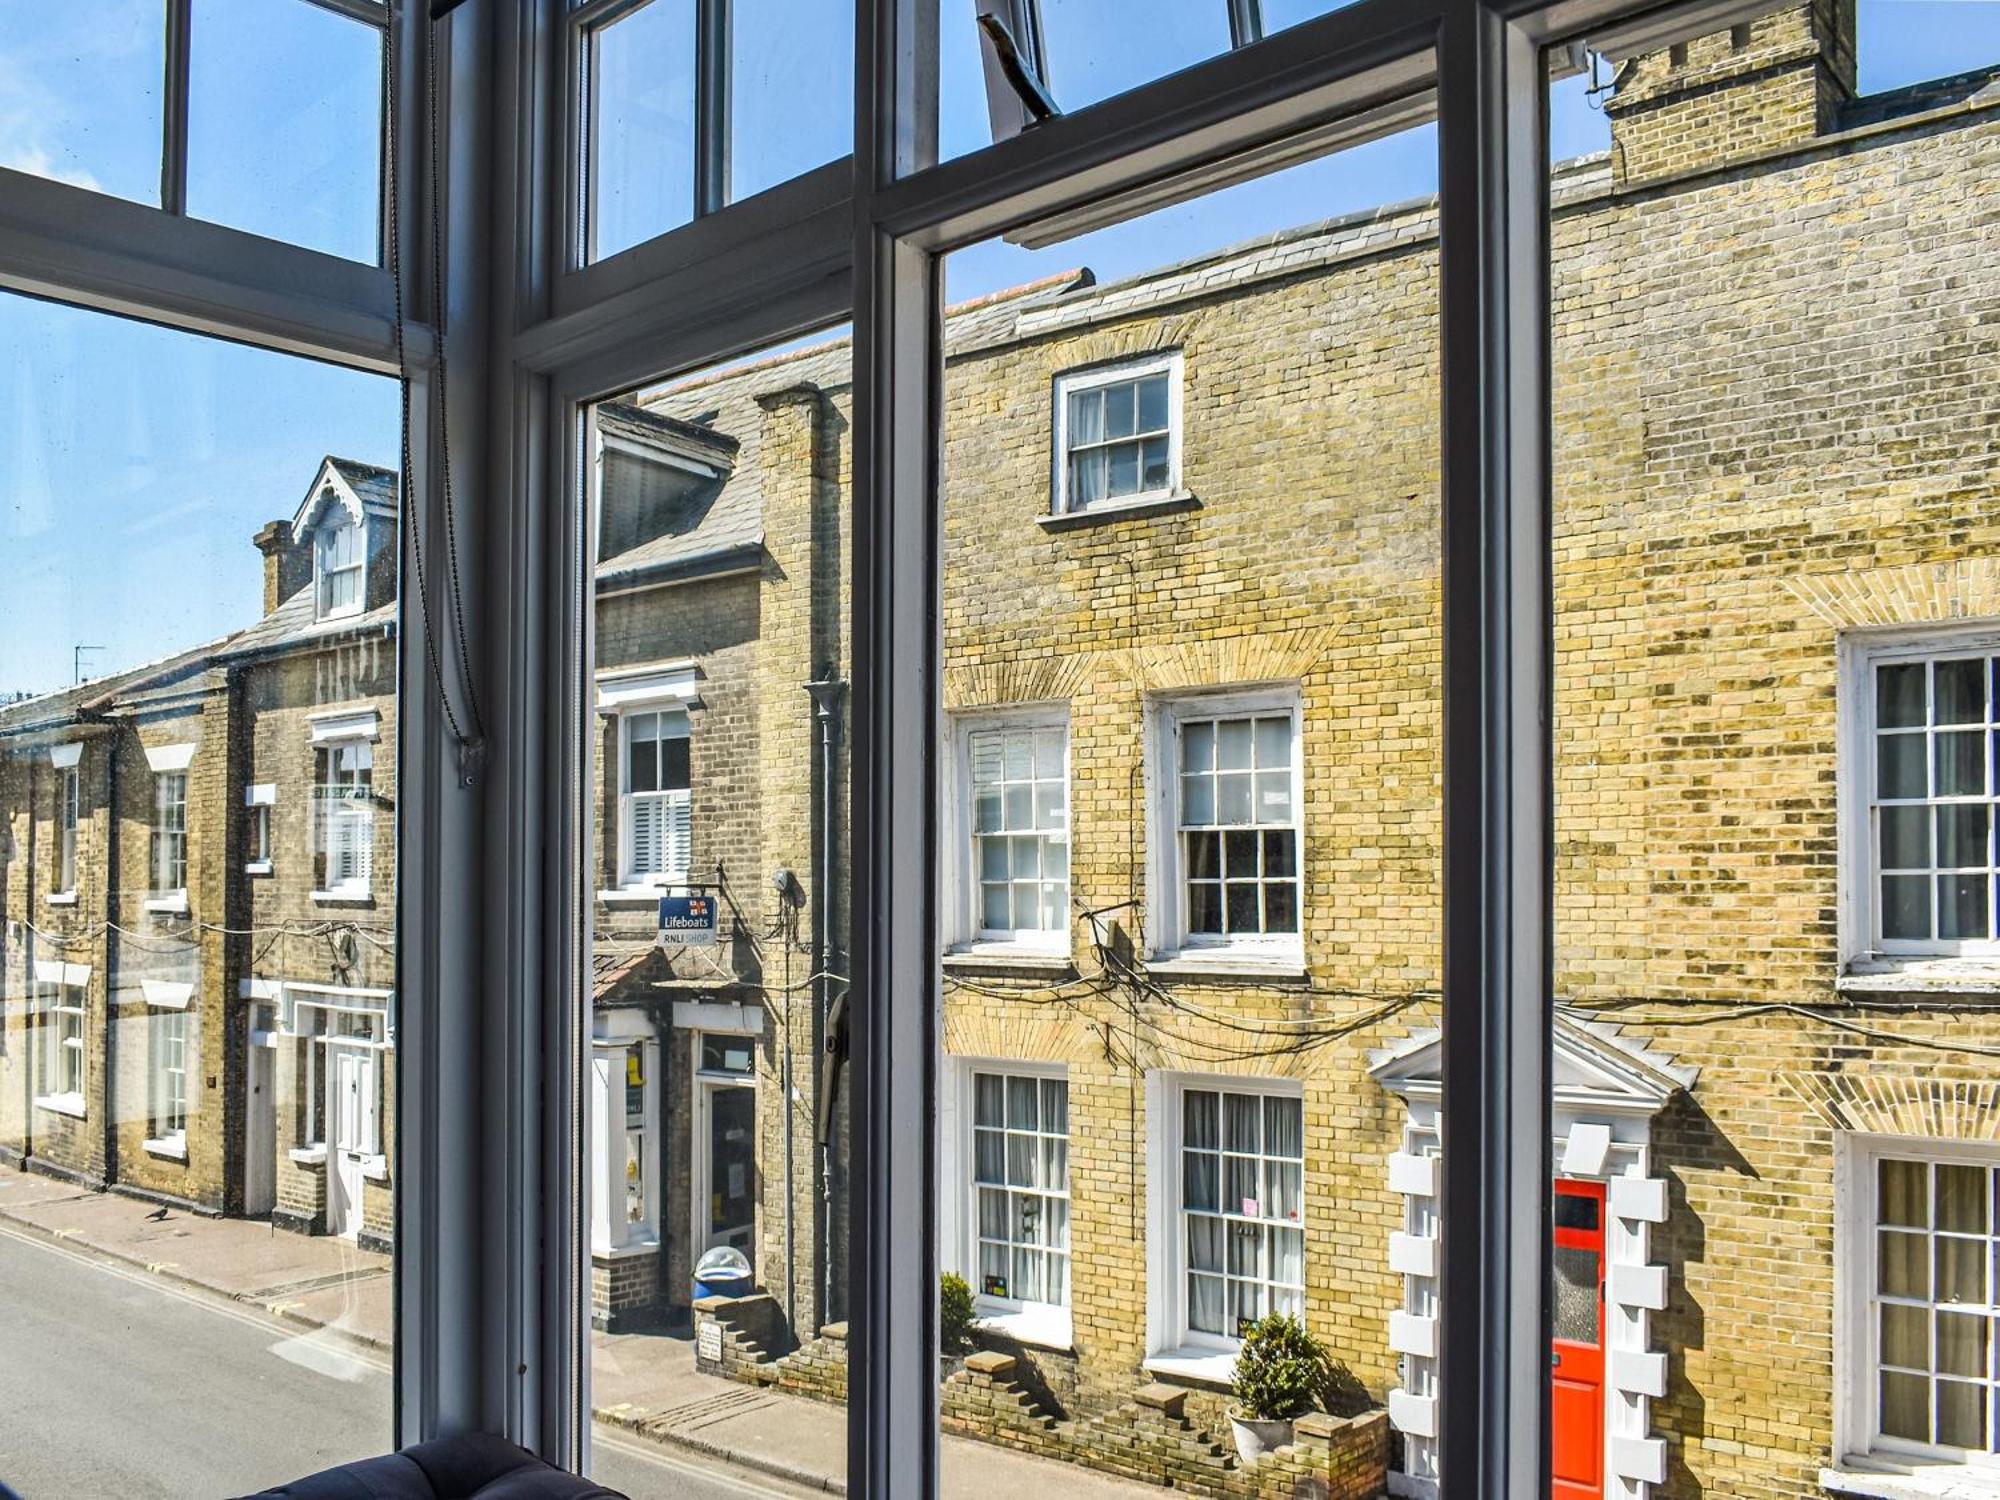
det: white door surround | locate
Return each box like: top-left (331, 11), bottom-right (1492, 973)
top-left (691, 1029), bottom-right (758, 1260)
top-left (1369, 1017), bottom-right (1696, 1500)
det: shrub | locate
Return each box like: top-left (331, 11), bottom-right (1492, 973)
top-left (1231, 1313), bottom-right (1329, 1421)
top-left (940, 1272), bottom-right (976, 1351)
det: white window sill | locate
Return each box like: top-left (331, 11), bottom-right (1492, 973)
top-left (973, 1304), bottom-right (1073, 1352)
top-left (45, 891), bottom-right (78, 907)
top-left (289, 1144), bottom-right (329, 1166)
top-left (144, 892), bottom-right (189, 915)
top-left (311, 890), bottom-right (374, 905)
top-left (244, 861), bottom-right (274, 877)
top-left (1146, 950), bottom-right (1307, 981)
top-left (593, 1237), bottom-right (663, 1262)
top-left (1039, 491), bottom-right (1200, 531)
top-left (599, 887), bottom-right (675, 906)
top-left (142, 1136), bottom-right (188, 1162)
top-left (943, 946), bottom-right (1075, 976)
top-left (1823, 1459), bottom-right (2000, 1498)
top-left (1142, 1346), bottom-right (1239, 1388)
top-left (33, 1093), bottom-right (86, 1120)
top-left (1840, 958), bottom-right (2000, 996)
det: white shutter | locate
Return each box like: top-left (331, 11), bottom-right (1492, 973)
top-left (353, 805), bottom-right (374, 886)
top-left (663, 790), bottom-right (691, 880)
top-left (627, 793), bottom-right (665, 880)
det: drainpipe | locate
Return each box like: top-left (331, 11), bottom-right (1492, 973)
top-left (802, 674), bottom-right (845, 1327)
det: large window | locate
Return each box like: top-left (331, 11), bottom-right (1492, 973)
top-left (33, 973), bottom-right (87, 1110)
top-left (56, 761), bottom-right (80, 896)
top-left (1155, 694), bottom-right (1301, 960)
top-left (1853, 637), bottom-right (2000, 957)
top-left (1052, 354), bottom-right (1181, 514)
top-left (149, 1007), bottom-right (190, 1155)
top-left (314, 740), bottom-right (375, 898)
top-left (970, 1068), bottom-right (1071, 1316)
top-left (316, 517), bottom-right (365, 619)
top-left (956, 715), bottom-right (1069, 950)
top-left (1176, 1083), bottom-right (1305, 1343)
top-left (150, 770), bottom-right (188, 897)
top-left (1850, 1144), bottom-right (2000, 1461)
top-left (619, 708), bottom-right (691, 887)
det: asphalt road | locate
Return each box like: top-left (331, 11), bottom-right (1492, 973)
top-left (0, 1227), bottom-right (806, 1500)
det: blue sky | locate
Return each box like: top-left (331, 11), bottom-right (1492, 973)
top-left (2, 0), bottom-right (1994, 696)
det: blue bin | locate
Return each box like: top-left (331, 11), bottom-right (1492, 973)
top-left (693, 1245), bottom-right (753, 1300)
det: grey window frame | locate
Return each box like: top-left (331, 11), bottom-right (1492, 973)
top-left (0, 0), bottom-right (1792, 1490)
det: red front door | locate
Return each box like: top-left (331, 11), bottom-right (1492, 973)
top-left (1551, 1178), bottom-right (1607, 1500)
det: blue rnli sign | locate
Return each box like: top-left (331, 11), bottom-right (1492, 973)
top-left (658, 894), bottom-right (718, 946)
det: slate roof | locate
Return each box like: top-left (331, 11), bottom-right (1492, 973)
top-left (595, 401), bottom-right (764, 588)
top-left (214, 588), bottom-right (397, 663)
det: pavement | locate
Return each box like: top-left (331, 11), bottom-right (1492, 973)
top-left (0, 1164), bottom-right (1154, 1499)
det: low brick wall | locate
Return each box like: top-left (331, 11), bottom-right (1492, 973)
top-left (697, 1302), bottom-right (1387, 1497)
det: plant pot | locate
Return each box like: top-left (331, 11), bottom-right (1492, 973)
top-left (1229, 1413), bottom-right (1294, 1460)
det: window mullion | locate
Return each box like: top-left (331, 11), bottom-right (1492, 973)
top-left (696, 0), bottom-right (733, 217)
top-left (161, 0), bottom-right (193, 217)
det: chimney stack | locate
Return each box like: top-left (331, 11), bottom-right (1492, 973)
top-left (253, 520), bottom-right (299, 616)
top-left (1604, 0), bottom-right (1856, 185)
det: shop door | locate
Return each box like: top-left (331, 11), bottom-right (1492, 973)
top-left (700, 1079), bottom-right (756, 1254)
top-left (1551, 1178), bottom-right (1607, 1500)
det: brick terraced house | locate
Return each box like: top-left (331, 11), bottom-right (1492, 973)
top-left (4, 6), bottom-right (1999, 1496)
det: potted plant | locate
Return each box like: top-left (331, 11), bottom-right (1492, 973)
top-left (939, 1272), bottom-right (976, 1352)
top-left (1229, 1312), bottom-right (1329, 1459)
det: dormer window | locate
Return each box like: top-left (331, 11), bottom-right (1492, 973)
top-left (316, 513), bottom-right (364, 618)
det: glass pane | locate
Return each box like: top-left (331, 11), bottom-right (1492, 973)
top-left (1036, 0), bottom-right (1232, 114)
top-left (1878, 733), bottom-right (1928, 799)
top-left (0, 292), bottom-right (397, 1490)
top-left (1881, 1159), bottom-right (1929, 1228)
top-left (1936, 658), bottom-right (1987, 724)
top-left (1880, 806), bottom-right (1931, 870)
top-left (937, 91), bottom-right (1439, 1493)
top-left (1938, 806), bottom-right (1989, 868)
top-left (1552, 1246), bottom-right (1600, 1345)
top-left (1548, 1), bottom-right (2000, 1488)
top-left (1937, 731), bottom-right (1985, 797)
top-left (0, 1), bottom-right (163, 205)
top-left (188, 0), bottom-right (385, 263)
top-left (1878, 663), bottom-right (1927, 728)
top-left (589, 0), bottom-right (697, 261)
top-left (1881, 1371), bottom-right (1930, 1442)
top-left (582, 332), bottom-right (852, 1493)
top-left (729, 1), bottom-right (853, 203)
top-left (1938, 1165), bottom-right (1990, 1234)
top-left (1880, 1303), bottom-right (1928, 1370)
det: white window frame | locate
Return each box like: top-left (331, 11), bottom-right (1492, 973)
top-left (146, 1006), bottom-right (191, 1159)
top-left (945, 707), bottom-right (1071, 956)
top-left (1841, 628), bottom-right (2000, 968)
top-left (1050, 350), bottom-right (1184, 516)
top-left (617, 706), bottom-right (692, 890)
top-left (1145, 687), bottom-right (1305, 970)
top-left (150, 769), bottom-right (189, 902)
top-left (1144, 1071), bottom-right (1306, 1376)
top-left (245, 783), bottom-right (276, 876)
top-left (315, 513), bottom-right (366, 620)
top-left (1837, 1134), bottom-right (2000, 1475)
top-left (31, 968), bottom-right (88, 1116)
top-left (314, 738), bottom-right (376, 900)
top-left (941, 1058), bottom-right (1073, 1349)
top-left (55, 762), bottom-right (80, 897)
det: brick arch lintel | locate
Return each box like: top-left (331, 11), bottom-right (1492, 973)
top-left (1780, 1070), bottom-right (2000, 1141)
